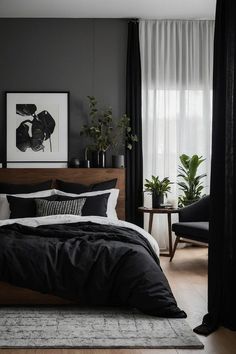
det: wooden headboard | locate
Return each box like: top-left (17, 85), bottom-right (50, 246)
top-left (0, 168), bottom-right (125, 220)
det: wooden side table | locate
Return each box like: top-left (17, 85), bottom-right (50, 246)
top-left (138, 207), bottom-right (179, 257)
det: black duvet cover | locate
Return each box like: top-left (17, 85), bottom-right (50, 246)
top-left (0, 221), bottom-right (186, 318)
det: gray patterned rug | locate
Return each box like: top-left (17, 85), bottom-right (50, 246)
top-left (0, 307), bottom-right (203, 349)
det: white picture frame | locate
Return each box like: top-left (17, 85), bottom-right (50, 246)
top-left (6, 92), bottom-right (69, 166)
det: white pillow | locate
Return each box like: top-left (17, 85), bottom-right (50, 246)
top-left (52, 188), bottom-right (120, 220)
top-left (0, 189), bottom-right (53, 220)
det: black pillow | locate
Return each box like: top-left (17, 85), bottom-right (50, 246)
top-left (91, 179), bottom-right (117, 191)
top-left (0, 180), bottom-right (52, 194)
top-left (56, 179), bottom-right (117, 194)
top-left (56, 193), bottom-right (110, 217)
top-left (56, 180), bottom-right (91, 194)
top-left (7, 195), bottom-right (57, 219)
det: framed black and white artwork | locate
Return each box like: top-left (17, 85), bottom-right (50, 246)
top-left (6, 92), bottom-right (69, 167)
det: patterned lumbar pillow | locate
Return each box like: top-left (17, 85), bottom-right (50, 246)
top-left (35, 198), bottom-right (86, 217)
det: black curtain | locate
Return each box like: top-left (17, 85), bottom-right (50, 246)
top-left (194, 0), bottom-right (236, 335)
top-left (126, 20), bottom-right (143, 227)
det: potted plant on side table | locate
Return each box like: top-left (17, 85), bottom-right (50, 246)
top-left (144, 175), bottom-right (173, 208)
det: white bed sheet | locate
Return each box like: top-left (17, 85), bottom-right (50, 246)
top-left (0, 215), bottom-right (160, 256)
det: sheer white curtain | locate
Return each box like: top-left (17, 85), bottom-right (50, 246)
top-left (140, 20), bottom-right (214, 250)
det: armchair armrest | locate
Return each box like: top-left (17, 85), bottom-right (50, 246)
top-left (178, 196), bottom-right (210, 222)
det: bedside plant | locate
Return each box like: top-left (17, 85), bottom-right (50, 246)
top-left (116, 114), bottom-right (138, 151)
top-left (80, 96), bottom-right (113, 167)
top-left (177, 154), bottom-right (206, 207)
top-left (144, 176), bottom-right (173, 208)
top-left (112, 114), bottom-right (138, 168)
top-left (80, 96), bottom-right (137, 167)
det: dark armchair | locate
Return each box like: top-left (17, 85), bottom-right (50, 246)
top-left (170, 196), bottom-right (209, 261)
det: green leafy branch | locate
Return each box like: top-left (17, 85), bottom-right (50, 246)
top-left (144, 176), bottom-right (173, 197)
top-left (177, 154), bottom-right (206, 207)
top-left (80, 96), bottom-right (138, 153)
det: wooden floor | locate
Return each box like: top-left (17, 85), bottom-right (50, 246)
top-left (1, 247), bottom-right (236, 354)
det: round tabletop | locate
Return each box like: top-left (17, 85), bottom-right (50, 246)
top-left (138, 206), bottom-right (179, 214)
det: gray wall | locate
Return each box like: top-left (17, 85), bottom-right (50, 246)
top-left (0, 18), bottom-right (127, 166)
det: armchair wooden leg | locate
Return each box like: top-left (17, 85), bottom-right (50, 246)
top-left (170, 236), bottom-right (180, 262)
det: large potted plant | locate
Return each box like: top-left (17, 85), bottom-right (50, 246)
top-left (144, 176), bottom-right (173, 208)
top-left (177, 154), bottom-right (206, 207)
top-left (80, 96), bottom-right (137, 167)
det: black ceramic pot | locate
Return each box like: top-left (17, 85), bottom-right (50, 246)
top-left (112, 155), bottom-right (125, 168)
top-left (152, 192), bottom-right (164, 208)
top-left (79, 160), bottom-right (90, 168)
top-left (69, 158), bottom-right (80, 168)
top-left (91, 151), bottom-right (99, 168)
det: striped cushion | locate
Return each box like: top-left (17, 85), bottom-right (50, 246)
top-left (35, 198), bottom-right (86, 217)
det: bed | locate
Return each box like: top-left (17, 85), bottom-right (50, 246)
top-left (0, 168), bottom-right (185, 318)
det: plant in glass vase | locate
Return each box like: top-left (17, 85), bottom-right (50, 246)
top-left (112, 114), bottom-right (138, 167)
top-left (80, 96), bottom-right (114, 167)
top-left (80, 96), bottom-right (138, 168)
